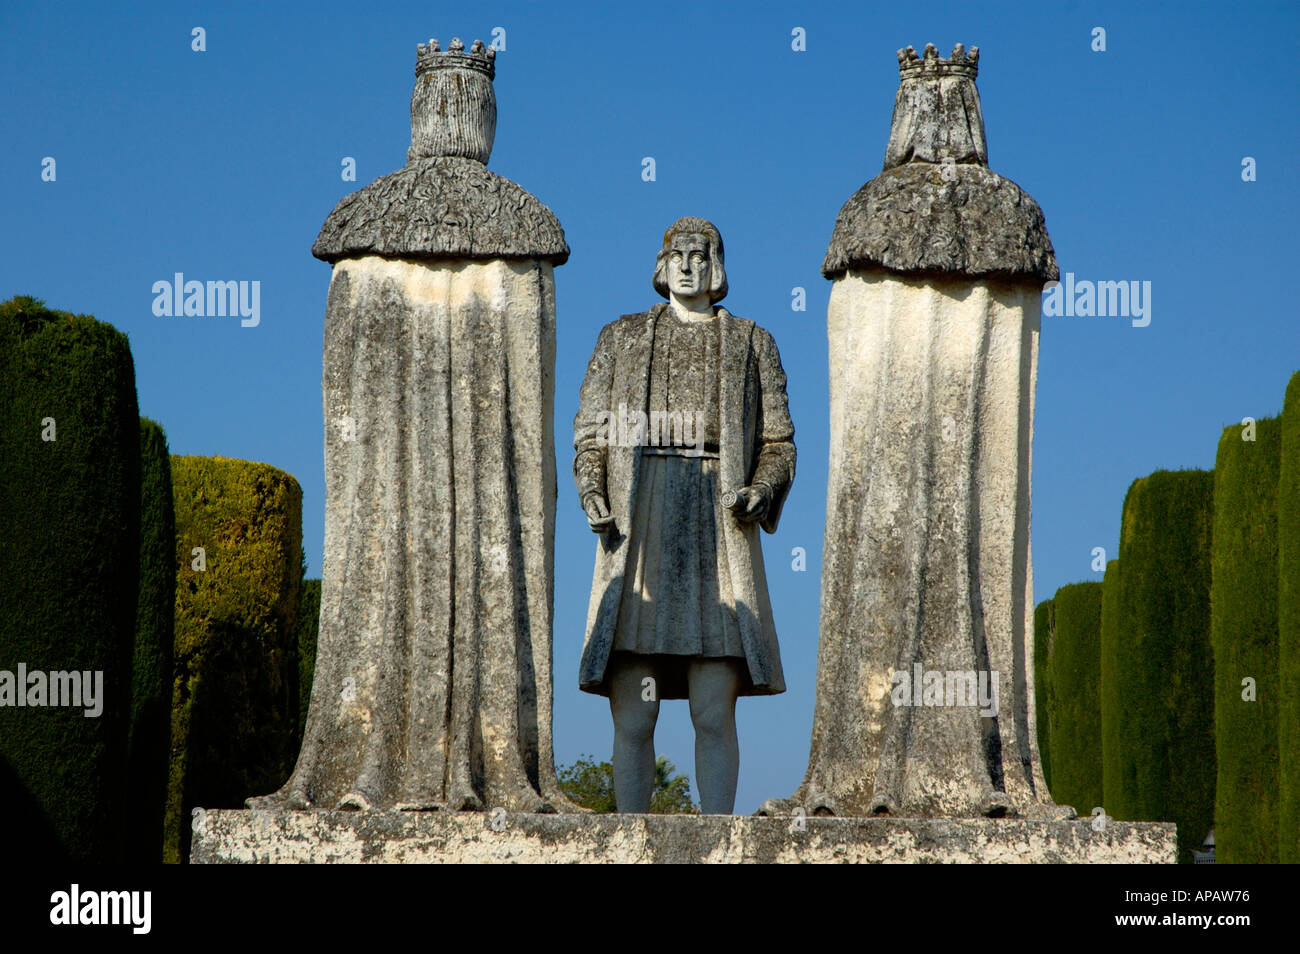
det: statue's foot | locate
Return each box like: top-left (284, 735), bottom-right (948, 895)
top-left (868, 794), bottom-right (896, 816)
top-left (247, 786), bottom-right (313, 811)
top-left (807, 792), bottom-right (839, 817)
top-left (543, 788), bottom-right (591, 814)
top-left (336, 790), bottom-right (377, 811)
top-left (981, 791), bottom-right (1013, 818)
top-left (973, 792), bottom-right (1078, 820)
top-left (395, 800), bottom-right (445, 812)
top-left (523, 795), bottom-right (557, 815)
top-left (496, 787), bottom-right (556, 814)
top-left (1023, 801), bottom-right (1078, 821)
top-left (754, 797), bottom-right (797, 817)
top-left (447, 782), bottom-right (485, 813)
top-left (756, 790), bottom-right (839, 817)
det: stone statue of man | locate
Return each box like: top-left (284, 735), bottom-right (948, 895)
top-left (573, 217), bottom-right (796, 814)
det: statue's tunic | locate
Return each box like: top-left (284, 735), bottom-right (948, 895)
top-left (574, 303), bottom-right (795, 699)
top-left (612, 312), bottom-right (745, 683)
top-left (646, 308), bottom-right (721, 449)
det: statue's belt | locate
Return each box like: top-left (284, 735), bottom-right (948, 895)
top-left (639, 445), bottom-right (719, 460)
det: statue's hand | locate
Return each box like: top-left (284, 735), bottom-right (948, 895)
top-left (726, 484), bottom-right (772, 524)
top-left (582, 492), bottom-right (614, 533)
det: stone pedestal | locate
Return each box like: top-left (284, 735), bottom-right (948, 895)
top-left (191, 809), bottom-right (1175, 864)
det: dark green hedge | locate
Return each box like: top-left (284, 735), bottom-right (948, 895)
top-left (1047, 582), bottom-right (1104, 816)
top-left (1099, 559), bottom-right (1121, 813)
top-left (0, 295), bottom-right (139, 862)
top-left (1212, 418), bottom-right (1281, 863)
top-left (1106, 470), bottom-right (1216, 863)
top-left (296, 578), bottom-right (321, 746)
top-left (166, 456), bottom-right (303, 863)
top-left (1281, 373), bottom-right (1300, 863)
top-left (1033, 598), bottom-right (1055, 792)
top-left (129, 417), bottom-right (175, 864)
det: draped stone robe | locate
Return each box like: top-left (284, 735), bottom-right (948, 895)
top-left (250, 151), bottom-right (575, 815)
top-left (574, 303), bottom-right (796, 697)
top-left (797, 269), bottom-right (1047, 817)
top-left (767, 43), bottom-right (1066, 820)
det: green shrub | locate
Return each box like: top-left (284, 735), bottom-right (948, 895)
top-left (129, 418), bottom-right (176, 863)
top-left (1047, 582), bottom-right (1104, 816)
top-left (165, 456), bottom-right (303, 863)
top-left (558, 754), bottom-right (697, 813)
top-left (1033, 598), bottom-right (1055, 792)
top-left (0, 295), bottom-right (139, 862)
top-left (1099, 559), bottom-right (1121, 811)
top-left (1211, 418), bottom-right (1281, 864)
top-left (1280, 373), bottom-right (1300, 862)
top-left (296, 578), bottom-right (321, 744)
top-left (1106, 470), bottom-right (1216, 863)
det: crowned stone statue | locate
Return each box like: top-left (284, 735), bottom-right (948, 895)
top-left (764, 44), bottom-right (1069, 819)
top-left (249, 36), bottom-right (578, 814)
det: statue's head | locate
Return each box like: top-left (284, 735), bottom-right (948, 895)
top-left (652, 217), bottom-right (728, 304)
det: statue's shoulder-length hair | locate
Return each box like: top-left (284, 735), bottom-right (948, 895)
top-left (652, 216), bottom-right (728, 303)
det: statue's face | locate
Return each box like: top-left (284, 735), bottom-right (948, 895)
top-left (665, 233), bottom-right (711, 299)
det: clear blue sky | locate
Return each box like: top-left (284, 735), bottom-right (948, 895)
top-left (4, 1), bottom-right (1296, 813)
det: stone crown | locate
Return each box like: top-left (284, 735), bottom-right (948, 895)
top-left (415, 37), bottom-right (496, 79)
top-left (897, 43), bottom-right (978, 79)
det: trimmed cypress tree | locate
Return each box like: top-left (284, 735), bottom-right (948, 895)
top-left (165, 456), bottom-right (303, 863)
top-left (1280, 373), bottom-right (1300, 863)
top-left (1107, 470), bottom-right (1216, 863)
top-left (1033, 598), bottom-right (1055, 793)
top-left (1212, 418), bottom-right (1281, 864)
top-left (130, 417), bottom-right (176, 863)
top-left (1099, 559), bottom-right (1121, 812)
top-left (1047, 582), bottom-right (1104, 816)
top-left (0, 295), bottom-right (140, 862)
top-left (297, 578), bottom-right (321, 743)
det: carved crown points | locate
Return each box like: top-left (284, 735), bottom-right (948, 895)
top-left (897, 42), bottom-right (979, 78)
top-left (415, 35), bottom-right (496, 78)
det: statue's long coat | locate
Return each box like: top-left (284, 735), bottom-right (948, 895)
top-left (573, 303), bottom-right (796, 696)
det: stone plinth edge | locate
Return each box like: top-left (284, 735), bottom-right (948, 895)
top-left (191, 809), bottom-right (1176, 864)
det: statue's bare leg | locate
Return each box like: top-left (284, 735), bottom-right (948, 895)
top-left (688, 658), bottom-right (744, 814)
top-left (608, 654), bottom-right (659, 813)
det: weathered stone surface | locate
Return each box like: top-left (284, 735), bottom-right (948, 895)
top-left (247, 257), bottom-right (574, 814)
top-left (409, 38), bottom-right (497, 164)
top-left (249, 37), bottom-right (575, 815)
top-left (822, 162), bottom-right (1057, 281)
top-left (776, 45), bottom-right (1062, 820)
top-left (573, 301), bottom-right (796, 699)
top-left (192, 809), bottom-right (1176, 864)
top-left (312, 157), bottom-right (569, 266)
top-left (312, 36), bottom-right (568, 267)
top-left (822, 44), bottom-right (1056, 282)
top-left (571, 218), bottom-right (795, 814)
top-left (772, 271), bottom-right (1048, 818)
